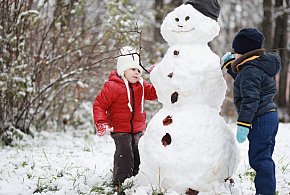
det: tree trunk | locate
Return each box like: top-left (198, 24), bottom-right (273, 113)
top-left (170, 0), bottom-right (183, 7)
top-left (154, 0), bottom-right (183, 43)
top-left (273, 0), bottom-right (289, 121)
top-left (288, 50), bottom-right (290, 117)
top-left (262, 0), bottom-right (273, 51)
top-left (154, 0), bottom-right (164, 42)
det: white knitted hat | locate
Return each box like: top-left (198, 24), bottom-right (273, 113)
top-left (116, 46), bottom-right (144, 113)
top-left (117, 46), bottom-right (143, 77)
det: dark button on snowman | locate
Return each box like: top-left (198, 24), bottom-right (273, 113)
top-left (137, 0), bottom-right (240, 194)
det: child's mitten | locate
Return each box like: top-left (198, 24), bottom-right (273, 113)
top-left (221, 52), bottom-right (235, 70)
top-left (96, 122), bottom-right (113, 136)
top-left (236, 125), bottom-right (249, 143)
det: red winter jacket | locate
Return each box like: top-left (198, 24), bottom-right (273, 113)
top-left (93, 70), bottom-right (157, 134)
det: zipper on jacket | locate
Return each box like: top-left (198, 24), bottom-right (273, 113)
top-left (129, 84), bottom-right (135, 134)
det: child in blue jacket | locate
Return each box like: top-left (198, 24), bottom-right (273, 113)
top-left (221, 28), bottom-right (281, 195)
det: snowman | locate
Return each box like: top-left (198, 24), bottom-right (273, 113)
top-left (137, 0), bottom-right (240, 194)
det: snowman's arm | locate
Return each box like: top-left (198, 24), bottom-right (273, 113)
top-left (203, 67), bottom-right (226, 86)
top-left (200, 67), bottom-right (227, 108)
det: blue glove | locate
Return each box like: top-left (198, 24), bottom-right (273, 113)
top-left (221, 52), bottom-right (235, 69)
top-left (236, 125), bottom-right (250, 143)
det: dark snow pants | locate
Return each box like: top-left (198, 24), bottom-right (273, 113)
top-left (111, 132), bottom-right (143, 186)
top-left (248, 111), bottom-right (279, 195)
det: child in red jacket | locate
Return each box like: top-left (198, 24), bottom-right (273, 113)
top-left (93, 46), bottom-right (157, 190)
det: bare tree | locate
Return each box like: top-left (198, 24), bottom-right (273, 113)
top-left (262, 0), bottom-right (273, 51)
top-left (273, 0), bottom-right (290, 121)
top-left (0, 0), bottom-right (144, 144)
top-left (153, 0), bottom-right (183, 43)
top-left (154, 0), bottom-right (165, 43)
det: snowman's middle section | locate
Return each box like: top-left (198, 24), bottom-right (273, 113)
top-left (150, 45), bottom-right (226, 110)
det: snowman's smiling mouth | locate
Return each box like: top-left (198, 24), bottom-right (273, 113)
top-left (172, 27), bottom-right (195, 32)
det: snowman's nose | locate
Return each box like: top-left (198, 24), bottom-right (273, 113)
top-left (178, 25), bottom-right (183, 28)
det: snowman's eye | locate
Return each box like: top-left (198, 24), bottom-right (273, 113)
top-left (185, 16), bottom-right (190, 21)
top-left (175, 18), bottom-right (179, 22)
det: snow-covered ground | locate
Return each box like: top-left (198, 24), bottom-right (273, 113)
top-left (0, 123), bottom-right (289, 195)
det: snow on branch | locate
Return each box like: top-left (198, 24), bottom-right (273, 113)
top-left (16, 10), bottom-right (39, 25)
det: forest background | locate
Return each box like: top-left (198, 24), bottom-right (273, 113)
top-left (0, 0), bottom-right (289, 144)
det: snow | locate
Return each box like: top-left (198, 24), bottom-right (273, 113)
top-left (0, 123), bottom-right (289, 194)
top-left (16, 10), bottom-right (39, 25)
top-left (1, 1), bottom-right (288, 194)
top-left (1, 3), bottom-right (288, 194)
top-left (13, 76), bottom-right (26, 83)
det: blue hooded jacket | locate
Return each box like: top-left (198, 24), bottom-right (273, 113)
top-left (227, 49), bottom-right (281, 126)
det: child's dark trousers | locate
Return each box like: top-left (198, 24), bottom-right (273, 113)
top-left (248, 111), bottom-right (278, 195)
top-left (111, 132), bottom-right (143, 186)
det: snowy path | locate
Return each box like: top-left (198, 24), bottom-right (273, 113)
top-left (0, 124), bottom-right (289, 195)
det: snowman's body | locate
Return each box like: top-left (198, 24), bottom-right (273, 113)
top-left (151, 44), bottom-right (225, 109)
top-left (138, 4), bottom-right (240, 194)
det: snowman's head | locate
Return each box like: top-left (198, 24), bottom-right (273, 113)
top-left (161, 4), bottom-right (220, 46)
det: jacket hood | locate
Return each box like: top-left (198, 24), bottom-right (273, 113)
top-left (108, 70), bottom-right (124, 83)
top-left (232, 49), bottom-right (281, 76)
top-left (251, 52), bottom-right (281, 76)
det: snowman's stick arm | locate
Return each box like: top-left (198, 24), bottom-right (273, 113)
top-left (113, 52), bottom-right (150, 74)
top-left (113, 24), bottom-right (151, 74)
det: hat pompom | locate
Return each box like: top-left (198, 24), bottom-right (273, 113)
top-left (117, 46), bottom-right (143, 77)
top-left (232, 28), bottom-right (264, 54)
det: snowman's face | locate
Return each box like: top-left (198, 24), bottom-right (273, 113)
top-left (161, 4), bottom-right (220, 45)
